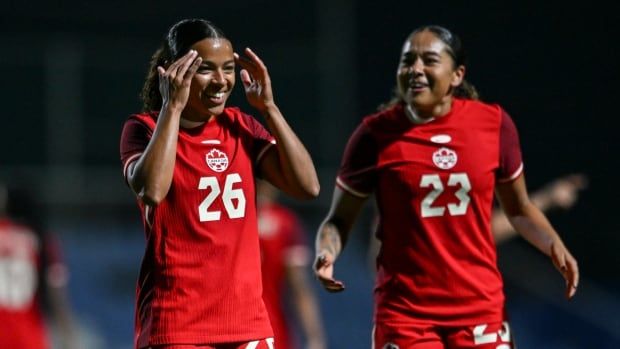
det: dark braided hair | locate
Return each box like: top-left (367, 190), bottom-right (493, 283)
top-left (140, 19), bottom-right (227, 112)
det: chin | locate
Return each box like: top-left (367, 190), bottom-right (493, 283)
top-left (207, 104), bottom-right (226, 116)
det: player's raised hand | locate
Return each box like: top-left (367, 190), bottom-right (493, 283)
top-left (313, 252), bottom-right (345, 293)
top-left (234, 48), bottom-right (275, 112)
top-left (157, 50), bottom-right (202, 111)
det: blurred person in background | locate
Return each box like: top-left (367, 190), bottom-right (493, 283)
top-left (120, 18), bottom-right (319, 349)
top-left (491, 173), bottom-right (587, 244)
top-left (0, 183), bottom-right (79, 349)
top-left (256, 180), bottom-right (326, 349)
top-left (313, 25), bottom-right (579, 349)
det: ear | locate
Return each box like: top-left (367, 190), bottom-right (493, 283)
top-left (451, 65), bottom-right (465, 87)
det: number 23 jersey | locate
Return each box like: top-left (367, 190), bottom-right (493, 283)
top-left (337, 98), bottom-right (523, 326)
top-left (120, 107), bottom-right (275, 346)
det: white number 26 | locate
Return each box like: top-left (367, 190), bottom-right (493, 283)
top-left (198, 173), bottom-right (246, 222)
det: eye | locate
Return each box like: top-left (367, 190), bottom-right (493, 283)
top-left (422, 54), bottom-right (441, 65)
top-left (197, 66), bottom-right (213, 73)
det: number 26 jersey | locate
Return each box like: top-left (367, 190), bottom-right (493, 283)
top-left (120, 107), bottom-right (275, 347)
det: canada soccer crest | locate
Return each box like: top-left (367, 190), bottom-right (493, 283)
top-left (206, 149), bottom-right (229, 172)
top-left (382, 343), bottom-right (399, 349)
top-left (432, 147), bottom-right (457, 170)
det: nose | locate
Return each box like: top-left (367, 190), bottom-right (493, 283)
top-left (212, 69), bottom-right (226, 84)
top-left (411, 57), bottom-right (424, 75)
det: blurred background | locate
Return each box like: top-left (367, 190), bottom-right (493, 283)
top-left (1, 0), bottom-right (618, 348)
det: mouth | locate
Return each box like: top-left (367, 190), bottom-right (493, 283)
top-left (409, 80), bottom-right (429, 92)
top-left (205, 91), bottom-right (227, 104)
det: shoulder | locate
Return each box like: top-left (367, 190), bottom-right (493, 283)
top-left (455, 98), bottom-right (508, 127)
top-left (458, 98), bottom-right (504, 116)
top-left (362, 103), bottom-right (405, 131)
top-left (126, 111), bottom-right (159, 130)
top-left (222, 107), bottom-right (252, 123)
top-left (221, 107), bottom-right (260, 129)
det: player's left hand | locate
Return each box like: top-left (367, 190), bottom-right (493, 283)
top-left (234, 48), bottom-right (275, 113)
top-left (313, 252), bottom-right (345, 293)
top-left (550, 238), bottom-right (579, 299)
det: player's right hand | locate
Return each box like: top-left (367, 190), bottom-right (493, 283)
top-left (157, 50), bottom-right (202, 111)
top-left (313, 252), bottom-right (345, 293)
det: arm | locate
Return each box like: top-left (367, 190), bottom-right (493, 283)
top-left (235, 48), bottom-right (319, 200)
top-left (492, 173), bottom-right (587, 243)
top-left (47, 281), bottom-right (80, 349)
top-left (313, 186), bottom-right (367, 292)
top-left (495, 175), bottom-right (579, 299)
top-left (285, 264), bottom-right (327, 349)
top-left (44, 240), bottom-right (80, 349)
top-left (126, 50), bottom-right (202, 205)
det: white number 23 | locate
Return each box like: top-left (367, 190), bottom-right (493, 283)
top-left (420, 173), bottom-right (471, 218)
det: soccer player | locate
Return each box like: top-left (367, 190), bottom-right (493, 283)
top-left (0, 184), bottom-right (79, 349)
top-left (120, 19), bottom-right (319, 349)
top-left (313, 25), bottom-right (579, 349)
top-left (256, 180), bottom-right (326, 349)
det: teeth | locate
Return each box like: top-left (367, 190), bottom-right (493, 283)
top-left (208, 92), bottom-right (225, 98)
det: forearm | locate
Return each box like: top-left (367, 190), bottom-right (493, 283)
top-left (131, 104), bottom-right (181, 205)
top-left (260, 103), bottom-right (319, 198)
top-left (48, 287), bottom-right (80, 349)
top-left (507, 201), bottom-right (561, 256)
top-left (297, 291), bottom-right (327, 348)
top-left (287, 267), bottom-right (327, 348)
top-left (315, 220), bottom-right (345, 259)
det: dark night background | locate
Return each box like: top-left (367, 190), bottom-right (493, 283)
top-left (1, 1), bottom-right (618, 348)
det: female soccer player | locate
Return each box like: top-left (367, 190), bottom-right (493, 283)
top-left (314, 25), bottom-right (578, 349)
top-left (120, 18), bottom-right (319, 349)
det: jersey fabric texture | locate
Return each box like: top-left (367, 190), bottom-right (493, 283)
top-left (0, 218), bottom-right (65, 349)
top-left (120, 107), bottom-right (275, 347)
top-left (258, 201), bottom-right (311, 349)
top-left (337, 98), bottom-right (523, 327)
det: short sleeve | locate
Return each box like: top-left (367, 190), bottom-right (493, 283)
top-left (497, 109), bottom-right (523, 182)
top-left (120, 118), bottom-right (151, 180)
top-left (242, 114), bottom-right (276, 164)
top-left (336, 122), bottom-right (379, 197)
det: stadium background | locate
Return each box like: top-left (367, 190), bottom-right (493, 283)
top-left (1, 1), bottom-right (618, 348)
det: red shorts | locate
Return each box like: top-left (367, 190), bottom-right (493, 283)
top-left (373, 321), bottom-right (514, 349)
top-left (148, 338), bottom-right (275, 349)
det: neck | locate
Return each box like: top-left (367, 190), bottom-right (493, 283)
top-left (410, 96), bottom-right (454, 120)
top-left (179, 117), bottom-right (206, 129)
top-left (180, 108), bottom-right (216, 126)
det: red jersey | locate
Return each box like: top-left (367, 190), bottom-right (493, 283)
top-left (337, 99), bottom-right (523, 326)
top-left (0, 218), bottom-right (66, 349)
top-left (258, 202), bottom-right (310, 349)
top-left (119, 108), bottom-right (275, 347)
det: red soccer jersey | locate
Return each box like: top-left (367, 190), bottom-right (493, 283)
top-left (120, 107), bottom-right (275, 347)
top-left (258, 202), bottom-right (310, 349)
top-left (337, 98), bottom-right (523, 326)
top-left (0, 218), bottom-right (55, 349)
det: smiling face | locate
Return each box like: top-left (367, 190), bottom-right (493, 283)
top-left (184, 38), bottom-right (235, 121)
top-left (396, 30), bottom-right (464, 118)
